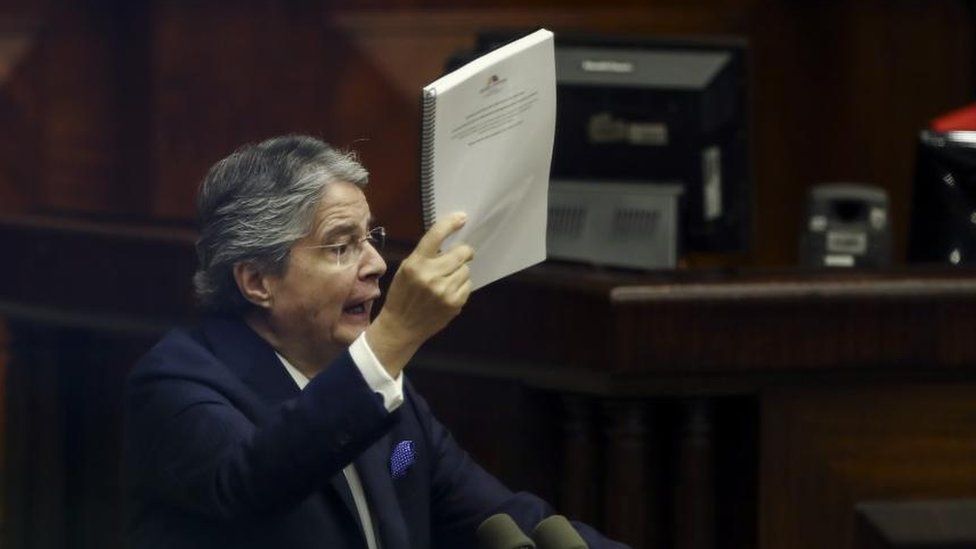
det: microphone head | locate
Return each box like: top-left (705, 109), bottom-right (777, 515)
top-left (531, 515), bottom-right (588, 549)
top-left (477, 513), bottom-right (537, 549)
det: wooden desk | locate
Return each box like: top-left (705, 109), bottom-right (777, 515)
top-left (418, 265), bottom-right (976, 549)
top-left (426, 264), bottom-right (976, 382)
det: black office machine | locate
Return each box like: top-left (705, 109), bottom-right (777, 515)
top-left (800, 184), bottom-right (892, 268)
top-left (908, 130), bottom-right (976, 265)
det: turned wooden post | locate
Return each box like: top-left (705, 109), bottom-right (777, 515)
top-left (603, 400), bottom-right (650, 547)
top-left (559, 395), bottom-right (599, 525)
top-left (674, 398), bottom-right (715, 549)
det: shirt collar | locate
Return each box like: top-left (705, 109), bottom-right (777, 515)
top-left (275, 351), bottom-right (309, 390)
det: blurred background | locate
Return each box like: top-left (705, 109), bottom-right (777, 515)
top-left (1, 1), bottom-right (975, 548)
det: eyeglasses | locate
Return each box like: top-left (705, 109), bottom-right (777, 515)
top-left (303, 226), bottom-right (386, 268)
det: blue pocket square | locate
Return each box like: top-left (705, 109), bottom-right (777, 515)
top-left (390, 440), bottom-right (416, 479)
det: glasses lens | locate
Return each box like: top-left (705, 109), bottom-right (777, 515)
top-left (335, 228), bottom-right (385, 267)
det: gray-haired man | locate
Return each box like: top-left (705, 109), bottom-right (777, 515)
top-left (125, 135), bottom-right (627, 548)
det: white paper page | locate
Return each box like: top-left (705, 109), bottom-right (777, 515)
top-left (424, 29), bottom-right (555, 290)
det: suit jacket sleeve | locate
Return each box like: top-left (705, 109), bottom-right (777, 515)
top-left (406, 382), bottom-right (630, 549)
top-left (125, 339), bottom-right (395, 521)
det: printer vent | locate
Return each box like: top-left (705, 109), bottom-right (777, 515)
top-left (546, 179), bottom-right (682, 269)
top-left (612, 208), bottom-right (660, 240)
top-left (548, 205), bottom-right (587, 240)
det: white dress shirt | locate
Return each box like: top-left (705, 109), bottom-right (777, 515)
top-left (275, 333), bottom-right (404, 549)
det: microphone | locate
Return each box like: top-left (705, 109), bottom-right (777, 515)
top-left (531, 515), bottom-right (588, 549)
top-left (477, 513), bottom-right (537, 549)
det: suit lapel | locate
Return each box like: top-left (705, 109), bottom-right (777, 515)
top-left (200, 316), bottom-right (297, 409)
top-left (356, 431), bottom-right (411, 549)
top-left (200, 316), bottom-right (366, 545)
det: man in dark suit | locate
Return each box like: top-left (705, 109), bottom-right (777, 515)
top-left (125, 135), bottom-right (627, 548)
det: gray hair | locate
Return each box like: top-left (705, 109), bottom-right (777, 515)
top-left (192, 135), bottom-right (368, 314)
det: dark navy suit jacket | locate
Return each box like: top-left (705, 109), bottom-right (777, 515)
top-left (124, 316), bottom-right (627, 548)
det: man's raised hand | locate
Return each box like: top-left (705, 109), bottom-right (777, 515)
top-left (366, 213), bottom-right (474, 377)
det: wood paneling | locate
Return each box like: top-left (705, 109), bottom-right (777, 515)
top-left (3, 322), bottom-right (157, 549)
top-left (0, 215), bottom-right (197, 323)
top-left (750, 1), bottom-right (974, 265)
top-left (150, 1), bottom-right (332, 219)
top-left (0, 317), bottom-right (7, 524)
top-left (760, 384), bottom-right (976, 549)
top-left (426, 265), bottom-right (976, 377)
top-left (0, 20), bottom-right (42, 215)
top-left (39, 2), bottom-right (130, 214)
top-left (0, 1), bottom-right (153, 218)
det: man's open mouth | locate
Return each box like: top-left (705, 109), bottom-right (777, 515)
top-left (343, 299), bottom-right (373, 315)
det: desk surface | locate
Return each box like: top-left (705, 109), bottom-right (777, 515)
top-left (4, 215), bottom-right (976, 393)
top-left (426, 263), bottom-right (976, 393)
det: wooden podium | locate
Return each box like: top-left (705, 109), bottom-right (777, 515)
top-left (418, 264), bottom-right (976, 548)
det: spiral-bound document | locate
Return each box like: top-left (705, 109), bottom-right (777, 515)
top-left (420, 28), bottom-right (556, 291)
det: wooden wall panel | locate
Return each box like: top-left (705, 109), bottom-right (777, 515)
top-left (39, 3), bottom-right (122, 214)
top-left (0, 1), bottom-right (153, 219)
top-left (150, 1), bottom-right (331, 220)
top-left (3, 322), bottom-right (156, 549)
top-left (750, 1), bottom-right (974, 266)
top-left (0, 21), bottom-right (42, 215)
top-left (760, 383), bottom-right (976, 549)
top-left (0, 318), bottom-right (7, 525)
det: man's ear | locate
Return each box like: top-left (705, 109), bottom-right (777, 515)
top-left (233, 262), bottom-right (274, 309)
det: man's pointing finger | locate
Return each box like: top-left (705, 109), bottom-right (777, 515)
top-left (415, 212), bottom-right (467, 258)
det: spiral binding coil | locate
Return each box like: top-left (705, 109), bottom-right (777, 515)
top-left (419, 88), bottom-right (438, 230)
